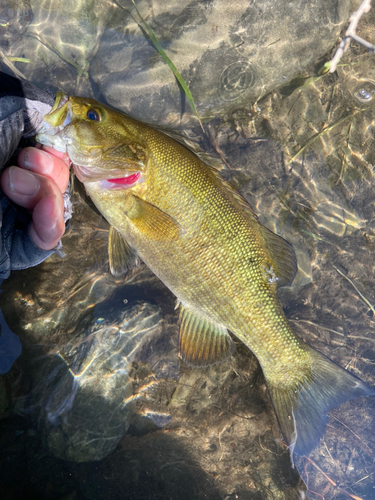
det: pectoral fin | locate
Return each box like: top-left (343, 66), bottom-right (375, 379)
top-left (127, 195), bottom-right (181, 241)
top-left (108, 226), bottom-right (139, 276)
top-left (179, 305), bottom-right (235, 366)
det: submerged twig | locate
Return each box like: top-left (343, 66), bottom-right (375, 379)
top-left (333, 265), bottom-right (375, 317)
top-left (331, 415), bottom-right (375, 459)
top-left (288, 112), bottom-right (358, 164)
top-left (290, 319), bottom-right (344, 337)
top-left (0, 48), bottom-right (26, 79)
top-left (304, 457), bottom-right (366, 500)
top-left (352, 471), bottom-right (375, 485)
top-left (291, 319), bottom-right (375, 343)
top-left (329, 0), bottom-right (374, 73)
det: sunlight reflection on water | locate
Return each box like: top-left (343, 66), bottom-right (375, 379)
top-left (1, 0), bottom-right (375, 499)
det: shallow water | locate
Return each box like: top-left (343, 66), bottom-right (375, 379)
top-left (1, 0), bottom-right (375, 499)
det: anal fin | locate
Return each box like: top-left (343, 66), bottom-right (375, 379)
top-left (108, 226), bottom-right (139, 277)
top-left (179, 305), bottom-right (235, 367)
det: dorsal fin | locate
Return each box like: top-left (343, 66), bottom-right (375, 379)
top-left (258, 226), bottom-right (297, 287)
top-left (208, 166), bottom-right (258, 220)
top-left (209, 167), bottom-right (297, 286)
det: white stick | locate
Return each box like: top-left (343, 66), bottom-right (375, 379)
top-left (329, 0), bottom-right (374, 73)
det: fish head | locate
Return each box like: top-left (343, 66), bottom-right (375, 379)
top-left (37, 92), bottom-right (148, 190)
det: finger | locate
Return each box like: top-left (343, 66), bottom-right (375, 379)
top-left (1, 166), bottom-right (63, 210)
top-left (0, 167), bottom-right (65, 250)
top-left (29, 195), bottom-right (66, 250)
top-left (38, 144), bottom-right (71, 166)
top-left (18, 147), bottom-right (70, 193)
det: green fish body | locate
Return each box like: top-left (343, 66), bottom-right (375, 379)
top-left (37, 93), bottom-right (374, 456)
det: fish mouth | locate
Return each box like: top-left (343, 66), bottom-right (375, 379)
top-left (98, 172), bottom-right (145, 190)
top-left (36, 92), bottom-right (72, 152)
top-left (73, 163), bottom-right (143, 184)
top-left (37, 93), bottom-right (147, 188)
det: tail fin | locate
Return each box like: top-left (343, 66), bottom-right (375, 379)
top-left (267, 347), bottom-right (374, 456)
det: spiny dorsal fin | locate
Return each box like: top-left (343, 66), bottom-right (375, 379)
top-left (208, 166), bottom-right (258, 220)
top-left (267, 345), bottom-right (374, 456)
top-left (259, 226), bottom-right (297, 287)
top-left (108, 226), bottom-right (139, 277)
top-left (157, 127), bottom-right (228, 171)
top-left (127, 194), bottom-right (181, 241)
top-left (179, 305), bottom-right (235, 367)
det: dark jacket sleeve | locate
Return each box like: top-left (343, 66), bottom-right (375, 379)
top-left (0, 71), bottom-right (55, 279)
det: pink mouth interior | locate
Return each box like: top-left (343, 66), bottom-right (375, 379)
top-left (108, 172), bottom-right (141, 185)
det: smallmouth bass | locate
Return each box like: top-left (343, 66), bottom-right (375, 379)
top-left (37, 93), bottom-right (374, 456)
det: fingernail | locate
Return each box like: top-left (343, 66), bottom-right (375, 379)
top-left (9, 167), bottom-right (40, 196)
top-left (24, 148), bottom-right (53, 173)
top-left (52, 195), bottom-right (63, 223)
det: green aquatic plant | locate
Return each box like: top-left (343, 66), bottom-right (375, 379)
top-left (129, 0), bottom-right (203, 130)
top-left (280, 61), bottom-right (354, 98)
top-left (26, 32), bottom-right (88, 77)
top-left (7, 57), bottom-right (31, 63)
top-left (280, 72), bottom-right (329, 98)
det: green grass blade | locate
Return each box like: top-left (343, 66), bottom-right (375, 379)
top-left (130, 0), bottom-right (203, 130)
top-left (7, 57), bottom-right (31, 63)
top-left (26, 32), bottom-right (88, 77)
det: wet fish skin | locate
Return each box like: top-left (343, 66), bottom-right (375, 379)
top-left (37, 93), bottom-right (374, 456)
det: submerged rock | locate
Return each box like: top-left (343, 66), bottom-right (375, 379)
top-left (91, 0), bottom-right (350, 126)
top-left (14, 302), bottom-right (164, 462)
top-left (5, 0), bottom-right (349, 126)
top-left (0, 0), bottom-right (33, 49)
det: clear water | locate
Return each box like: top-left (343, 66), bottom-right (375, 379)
top-left (1, 0), bottom-right (375, 499)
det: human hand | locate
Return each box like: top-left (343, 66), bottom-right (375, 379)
top-left (0, 145), bottom-right (71, 250)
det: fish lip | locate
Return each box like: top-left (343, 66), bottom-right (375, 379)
top-left (51, 93), bottom-right (69, 113)
top-left (98, 174), bottom-right (145, 190)
top-left (73, 163), bottom-right (142, 183)
top-left (36, 93), bottom-right (77, 153)
top-left (37, 94), bottom-right (146, 185)
top-left (36, 92), bottom-right (72, 141)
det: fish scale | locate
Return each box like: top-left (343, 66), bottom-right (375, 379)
top-left (36, 92), bottom-right (374, 457)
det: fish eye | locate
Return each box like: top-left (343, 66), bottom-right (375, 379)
top-left (87, 109), bottom-right (101, 121)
